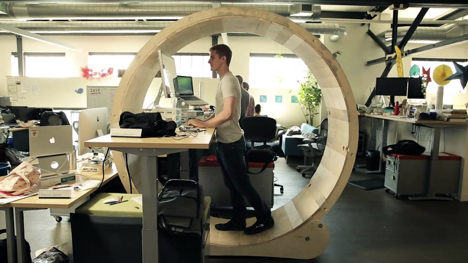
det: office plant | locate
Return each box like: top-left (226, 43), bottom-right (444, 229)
top-left (297, 71), bottom-right (322, 125)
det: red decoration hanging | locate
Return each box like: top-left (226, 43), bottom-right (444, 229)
top-left (81, 66), bottom-right (114, 79)
top-left (422, 67), bottom-right (431, 83)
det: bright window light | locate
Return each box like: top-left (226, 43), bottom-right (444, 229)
top-left (88, 53), bottom-right (211, 78)
top-left (173, 54), bottom-right (211, 78)
top-left (411, 59), bottom-right (468, 97)
top-left (11, 55), bottom-right (18, 76)
top-left (249, 54), bottom-right (308, 89)
top-left (88, 53), bottom-right (136, 77)
top-left (24, 53), bottom-right (69, 78)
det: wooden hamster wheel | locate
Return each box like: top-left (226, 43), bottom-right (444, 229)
top-left (111, 7), bottom-right (358, 260)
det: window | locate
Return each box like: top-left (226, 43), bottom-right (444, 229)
top-left (88, 52), bottom-right (137, 78)
top-left (11, 52), bottom-right (68, 77)
top-left (11, 54), bottom-right (18, 76)
top-left (173, 53), bottom-right (211, 78)
top-left (249, 54), bottom-right (309, 89)
top-left (88, 52), bottom-right (211, 78)
top-left (411, 59), bottom-right (468, 97)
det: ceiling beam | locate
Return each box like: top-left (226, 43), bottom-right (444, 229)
top-left (2, 0), bottom-right (468, 8)
top-left (0, 23), bottom-right (82, 51)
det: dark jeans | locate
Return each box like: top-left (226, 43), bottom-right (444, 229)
top-left (217, 136), bottom-right (271, 225)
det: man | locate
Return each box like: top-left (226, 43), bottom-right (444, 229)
top-left (236, 75), bottom-right (250, 126)
top-left (188, 44), bottom-right (274, 235)
top-left (243, 82), bottom-right (255, 117)
top-left (254, 104), bottom-right (262, 116)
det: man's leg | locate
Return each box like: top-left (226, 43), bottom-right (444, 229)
top-left (220, 138), bottom-right (271, 222)
top-left (215, 144), bottom-right (246, 230)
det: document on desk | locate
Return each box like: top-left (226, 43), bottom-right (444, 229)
top-left (0, 193), bottom-right (37, 205)
top-left (132, 196), bottom-right (143, 206)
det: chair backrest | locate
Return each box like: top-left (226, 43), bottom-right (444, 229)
top-left (317, 118), bottom-right (328, 151)
top-left (242, 116), bottom-right (277, 143)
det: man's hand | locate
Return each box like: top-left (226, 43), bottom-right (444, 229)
top-left (188, 119), bottom-right (204, 128)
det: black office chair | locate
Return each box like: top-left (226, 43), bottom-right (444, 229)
top-left (297, 118), bottom-right (328, 178)
top-left (242, 116), bottom-right (284, 194)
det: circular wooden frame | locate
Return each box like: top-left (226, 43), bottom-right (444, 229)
top-left (111, 7), bottom-right (358, 258)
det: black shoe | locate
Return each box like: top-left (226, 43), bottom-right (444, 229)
top-left (215, 220), bottom-right (246, 231)
top-left (244, 217), bottom-right (275, 235)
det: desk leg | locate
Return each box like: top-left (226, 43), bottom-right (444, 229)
top-left (1, 207), bottom-right (17, 263)
top-left (366, 119), bottom-right (388, 174)
top-left (410, 127), bottom-right (452, 201)
top-left (15, 208), bottom-right (27, 263)
top-left (141, 155), bottom-right (159, 263)
top-left (180, 150), bottom-right (189, 180)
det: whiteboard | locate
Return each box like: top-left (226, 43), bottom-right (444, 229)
top-left (87, 86), bottom-right (117, 115)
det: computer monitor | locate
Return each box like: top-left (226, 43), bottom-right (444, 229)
top-left (7, 106), bottom-right (27, 119)
top-left (173, 76), bottom-right (194, 97)
top-left (407, 77), bottom-right (425, 99)
top-left (18, 107), bottom-right (40, 122)
top-left (78, 108), bottom-right (108, 156)
top-left (375, 77), bottom-right (408, 96)
top-left (158, 50), bottom-right (177, 99)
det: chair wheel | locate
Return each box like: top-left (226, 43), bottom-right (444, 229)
top-left (55, 216), bottom-right (62, 223)
top-left (302, 173), bottom-right (306, 177)
top-left (280, 187), bottom-right (284, 194)
top-left (296, 167), bottom-right (301, 172)
top-left (385, 188), bottom-right (389, 193)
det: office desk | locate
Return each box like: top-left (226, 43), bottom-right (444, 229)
top-left (85, 129), bottom-right (215, 263)
top-left (364, 114), bottom-right (468, 200)
top-left (11, 165), bottom-right (119, 263)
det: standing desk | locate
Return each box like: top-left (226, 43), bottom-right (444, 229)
top-left (364, 114), bottom-right (468, 200)
top-left (84, 129), bottom-right (215, 263)
top-left (10, 165), bottom-right (119, 263)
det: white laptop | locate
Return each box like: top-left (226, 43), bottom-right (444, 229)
top-left (29, 126), bottom-right (73, 157)
top-left (38, 154), bottom-right (70, 177)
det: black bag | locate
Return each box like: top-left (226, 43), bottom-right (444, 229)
top-left (158, 179), bottom-right (204, 235)
top-left (119, 111), bottom-right (176, 138)
top-left (40, 111), bottom-right (70, 126)
top-left (383, 140), bottom-right (426, 156)
top-left (245, 145), bottom-right (277, 174)
top-left (0, 229), bottom-right (32, 263)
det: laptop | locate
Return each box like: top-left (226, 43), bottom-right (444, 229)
top-left (29, 126), bottom-right (73, 157)
top-left (1, 113), bottom-right (19, 127)
top-left (38, 154), bottom-right (70, 177)
top-left (173, 76), bottom-right (208, 106)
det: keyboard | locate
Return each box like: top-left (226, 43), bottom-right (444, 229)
top-left (182, 96), bottom-right (199, 101)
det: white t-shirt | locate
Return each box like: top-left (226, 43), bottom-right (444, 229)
top-left (215, 71), bottom-right (244, 143)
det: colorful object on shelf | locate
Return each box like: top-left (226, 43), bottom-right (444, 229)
top-left (410, 65), bottom-right (420, 76)
top-left (445, 61), bottom-right (468, 89)
top-left (395, 46), bottom-right (404, 77)
top-left (394, 101), bottom-right (400, 116)
top-left (422, 67), bottom-right (431, 83)
top-left (433, 65), bottom-right (453, 86)
top-left (81, 66), bottom-right (114, 79)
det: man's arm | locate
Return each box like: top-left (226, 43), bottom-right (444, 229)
top-left (188, 97), bottom-right (236, 128)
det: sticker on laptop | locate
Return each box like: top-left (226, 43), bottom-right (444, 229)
top-left (30, 128), bottom-right (39, 138)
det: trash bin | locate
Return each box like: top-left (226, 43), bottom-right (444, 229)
top-left (0, 162), bottom-right (11, 176)
top-left (366, 150), bottom-right (380, 171)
